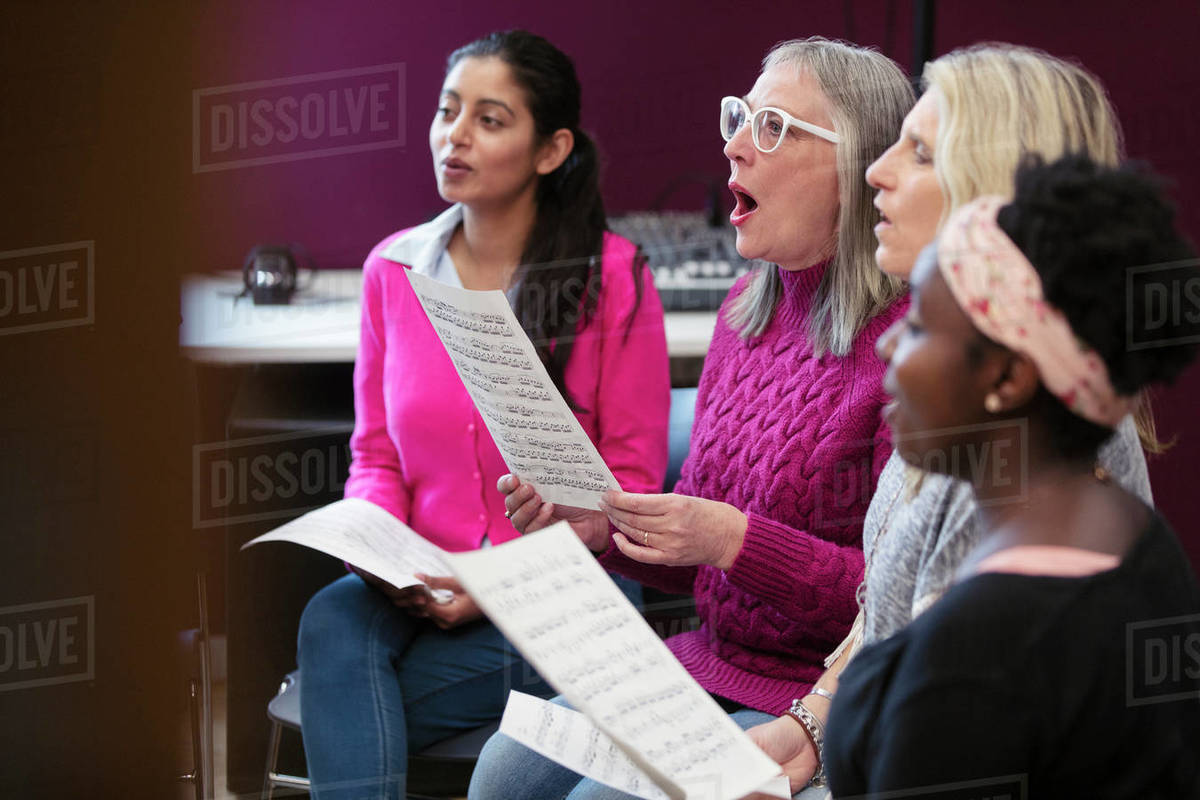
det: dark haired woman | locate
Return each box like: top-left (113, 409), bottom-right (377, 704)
top-left (825, 156), bottom-right (1200, 798)
top-left (296, 30), bottom-right (669, 799)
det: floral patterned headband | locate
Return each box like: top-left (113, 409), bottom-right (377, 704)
top-left (937, 196), bottom-right (1134, 428)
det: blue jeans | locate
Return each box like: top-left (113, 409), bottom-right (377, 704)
top-left (298, 572), bottom-right (641, 800)
top-left (468, 696), bottom-right (779, 800)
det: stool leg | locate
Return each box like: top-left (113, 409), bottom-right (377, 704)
top-left (261, 719), bottom-right (283, 800)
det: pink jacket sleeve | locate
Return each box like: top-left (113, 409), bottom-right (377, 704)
top-left (343, 256), bottom-right (412, 522)
top-left (589, 237), bottom-right (670, 496)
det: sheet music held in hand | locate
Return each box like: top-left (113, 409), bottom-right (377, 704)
top-left (241, 498), bottom-right (454, 603)
top-left (404, 269), bottom-right (618, 509)
top-left (443, 524), bottom-right (789, 800)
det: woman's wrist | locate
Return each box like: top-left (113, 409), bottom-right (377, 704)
top-left (715, 506), bottom-right (749, 570)
top-left (801, 687), bottom-right (833, 721)
top-left (786, 698), bottom-right (827, 788)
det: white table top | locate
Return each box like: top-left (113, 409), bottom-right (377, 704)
top-left (180, 270), bottom-right (718, 364)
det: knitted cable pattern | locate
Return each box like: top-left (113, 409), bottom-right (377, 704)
top-left (602, 260), bottom-right (907, 713)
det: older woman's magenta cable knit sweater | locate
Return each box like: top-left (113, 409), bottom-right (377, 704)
top-left (600, 261), bottom-right (907, 714)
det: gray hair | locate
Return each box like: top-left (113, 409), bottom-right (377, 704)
top-left (726, 37), bottom-right (913, 356)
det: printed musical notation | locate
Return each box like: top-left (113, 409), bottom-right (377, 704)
top-left (445, 524), bottom-right (791, 800)
top-left (500, 692), bottom-right (671, 800)
top-left (242, 497), bottom-right (455, 603)
top-left (405, 270), bottom-right (618, 509)
top-left (421, 297), bottom-right (511, 337)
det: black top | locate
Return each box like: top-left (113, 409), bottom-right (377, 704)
top-left (826, 511), bottom-right (1200, 799)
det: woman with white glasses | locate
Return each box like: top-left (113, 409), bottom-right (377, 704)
top-left (471, 37), bottom-right (913, 800)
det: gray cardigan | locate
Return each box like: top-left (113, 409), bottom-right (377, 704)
top-left (859, 415), bottom-right (1153, 646)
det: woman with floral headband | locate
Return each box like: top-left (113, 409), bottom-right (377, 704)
top-left (824, 155), bottom-right (1200, 798)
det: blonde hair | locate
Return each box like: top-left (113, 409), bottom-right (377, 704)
top-left (726, 37), bottom-right (913, 356)
top-left (926, 43), bottom-right (1164, 452)
top-left (924, 43), bottom-right (1122, 220)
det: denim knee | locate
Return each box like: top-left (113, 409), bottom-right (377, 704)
top-left (297, 573), bottom-right (381, 663)
top-left (468, 696), bottom-right (583, 800)
top-left (468, 730), bottom-right (558, 800)
top-left (470, 732), bottom-right (522, 800)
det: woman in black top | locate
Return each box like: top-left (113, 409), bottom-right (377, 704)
top-left (824, 156), bottom-right (1200, 799)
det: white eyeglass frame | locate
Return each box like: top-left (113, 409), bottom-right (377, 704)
top-left (719, 95), bottom-right (841, 151)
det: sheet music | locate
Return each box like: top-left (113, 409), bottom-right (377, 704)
top-left (242, 497), bottom-right (454, 602)
top-left (444, 524), bottom-right (787, 800)
top-left (501, 692), bottom-right (671, 800)
top-left (404, 269), bottom-right (618, 509)
top-left (500, 693), bottom-right (793, 800)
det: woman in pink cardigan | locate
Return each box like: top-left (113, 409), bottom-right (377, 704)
top-left (296, 31), bottom-right (669, 800)
top-left (472, 37), bottom-right (913, 800)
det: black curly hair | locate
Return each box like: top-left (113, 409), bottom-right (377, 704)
top-left (995, 154), bottom-right (1199, 460)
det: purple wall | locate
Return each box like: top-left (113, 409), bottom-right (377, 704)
top-left (7, 4), bottom-right (1196, 792)
top-left (185, 0), bottom-right (1200, 566)
top-left (185, 0), bottom-right (920, 268)
top-left (931, 0), bottom-right (1200, 570)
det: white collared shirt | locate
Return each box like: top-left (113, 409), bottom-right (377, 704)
top-left (379, 203), bottom-right (518, 306)
top-left (379, 204), bottom-right (465, 283)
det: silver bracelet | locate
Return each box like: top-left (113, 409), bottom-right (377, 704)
top-left (786, 698), bottom-right (827, 788)
top-left (806, 686), bottom-right (835, 702)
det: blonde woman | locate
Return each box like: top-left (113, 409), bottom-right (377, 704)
top-left (471, 37), bottom-right (913, 800)
top-left (747, 44), bottom-right (1155, 795)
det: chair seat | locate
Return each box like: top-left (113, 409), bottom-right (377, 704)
top-left (416, 720), bottom-right (500, 760)
top-left (266, 670), bottom-right (302, 730)
top-left (264, 668), bottom-right (502, 797)
top-left (406, 719), bottom-right (503, 798)
top-left (266, 669), bottom-right (500, 754)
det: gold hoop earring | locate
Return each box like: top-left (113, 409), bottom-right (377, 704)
top-left (984, 393), bottom-right (1003, 414)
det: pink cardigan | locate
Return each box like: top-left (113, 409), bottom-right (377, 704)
top-left (345, 215), bottom-right (670, 552)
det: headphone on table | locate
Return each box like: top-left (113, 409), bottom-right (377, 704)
top-left (236, 243), bottom-right (316, 305)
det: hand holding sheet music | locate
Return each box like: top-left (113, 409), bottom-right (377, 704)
top-left (443, 523), bottom-right (790, 800)
top-left (404, 269), bottom-right (618, 509)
